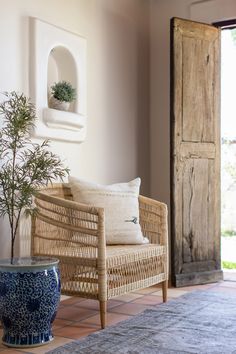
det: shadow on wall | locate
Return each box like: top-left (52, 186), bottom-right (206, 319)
top-left (97, 2), bottom-right (150, 195)
top-left (136, 7), bottom-right (150, 196)
top-left (0, 218), bottom-right (20, 259)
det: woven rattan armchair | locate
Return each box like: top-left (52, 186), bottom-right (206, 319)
top-left (31, 183), bottom-right (168, 328)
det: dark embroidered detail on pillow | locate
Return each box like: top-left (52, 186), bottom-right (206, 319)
top-left (125, 217), bottom-right (138, 224)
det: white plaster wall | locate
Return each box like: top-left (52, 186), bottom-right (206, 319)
top-left (150, 0), bottom-right (190, 207)
top-left (190, 0), bottom-right (236, 23)
top-left (0, 0), bottom-right (150, 258)
top-left (2, 0), bottom-right (233, 260)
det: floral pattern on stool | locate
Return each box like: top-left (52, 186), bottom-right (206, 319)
top-left (0, 262), bottom-right (60, 347)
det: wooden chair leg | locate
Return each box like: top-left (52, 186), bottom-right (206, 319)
top-left (162, 279), bottom-right (168, 302)
top-left (99, 300), bottom-right (107, 329)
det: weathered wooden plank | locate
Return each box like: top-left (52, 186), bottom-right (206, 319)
top-left (182, 260), bottom-right (216, 274)
top-left (174, 17), bottom-right (219, 41)
top-left (208, 158), bottom-right (221, 266)
top-left (182, 36), bottom-right (216, 143)
top-left (171, 17), bottom-right (222, 287)
top-left (180, 142), bottom-right (215, 159)
top-left (171, 17), bottom-right (183, 275)
top-left (183, 158), bottom-right (210, 262)
top-left (211, 30), bottom-right (221, 267)
top-left (207, 160), bottom-right (216, 260)
top-left (175, 270), bottom-right (223, 287)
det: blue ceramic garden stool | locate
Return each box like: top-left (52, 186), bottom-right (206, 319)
top-left (0, 257), bottom-right (60, 348)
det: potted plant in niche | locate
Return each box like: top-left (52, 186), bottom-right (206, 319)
top-left (0, 92), bottom-right (69, 348)
top-left (49, 80), bottom-right (76, 111)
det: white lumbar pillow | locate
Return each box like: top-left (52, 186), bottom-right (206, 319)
top-left (68, 176), bottom-right (149, 245)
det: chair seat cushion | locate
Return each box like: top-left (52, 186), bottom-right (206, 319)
top-left (41, 243), bottom-right (166, 274)
top-left (69, 176), bottom-right (149, 245)
top-left (106, 244), bottom-right (166, 268)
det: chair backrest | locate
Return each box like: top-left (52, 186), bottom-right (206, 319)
top-left (39, 183), bottom-right (73, 200)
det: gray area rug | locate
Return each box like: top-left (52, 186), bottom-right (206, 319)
top-left (46, 290), bottom-right (236, 354)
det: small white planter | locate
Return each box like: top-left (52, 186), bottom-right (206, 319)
top-left (49, 96), bottom-right (70, 111)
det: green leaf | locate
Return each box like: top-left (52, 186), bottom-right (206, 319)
top-left (0, 91), bottom-right (69, 259)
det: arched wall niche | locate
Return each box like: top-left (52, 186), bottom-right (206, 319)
top-left (48, 46), bottom-right (78, 113)
top-left (29, 18), bottom-right (87, 143)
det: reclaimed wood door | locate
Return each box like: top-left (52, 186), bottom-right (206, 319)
top-left (171, 18), bottom-right (223, 287)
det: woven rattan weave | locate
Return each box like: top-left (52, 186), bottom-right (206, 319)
top-left (31, 184), bottom-right (168, 328)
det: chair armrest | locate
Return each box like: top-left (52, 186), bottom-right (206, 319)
top-left (31, 191), bottom-right (106, 259)
top-left (139, 195), bottom-right (168, 247)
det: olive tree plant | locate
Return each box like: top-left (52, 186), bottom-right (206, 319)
top-left (0, 92), bottom-right (69, 261)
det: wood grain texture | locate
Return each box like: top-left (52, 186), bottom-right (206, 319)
top-left (182, 37), bottom-right (216, 142)
top-left (171, 17), bottom-right (222, 287)
top-left (175, 270), bottom-right (223, 287)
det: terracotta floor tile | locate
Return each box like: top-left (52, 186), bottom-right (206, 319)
top-left (112, 293), bottom-right (143, 302)
top-left (3, 284), bottom-right (234, 353)
top-left (0, 345), bottom-right (6, 352)
top-left (132, 286), bottom-right (161, 295)
top-left (106, 299), bottom-right (126, 309)
top-left (152, 289), bottom-right (188, 298)
top-left (150, 289), bottom-right (162, 296)
top-left (54, 323), bottom-right (98, 340)
top-left (75, 299), bottom-right (124, 311)
top-left (22, 337), bottom-right (72, 354)
top-left (57, 304), bottom-right (66, 312)
top-left (1, 350), bottom-right (30, 353)
top-left (0, 350), bottom-right (29, 354)
top-left (56, 306), bottom-right (97, 321)
top-left (52, 318), bottom-right (74, 330)
top-left (132, 295), bottom-right (163, 306)
top-left (81, 312), bottom-right (131, 327)
top-left (60, 295), bottom-right (71, 302)
top-left (60, 296), bottom-right (86, 306)
top-left (109, 302), bottom-right (150, 315)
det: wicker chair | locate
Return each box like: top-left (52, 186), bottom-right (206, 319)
top-left (31, 183), bottom-right (168, 328)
